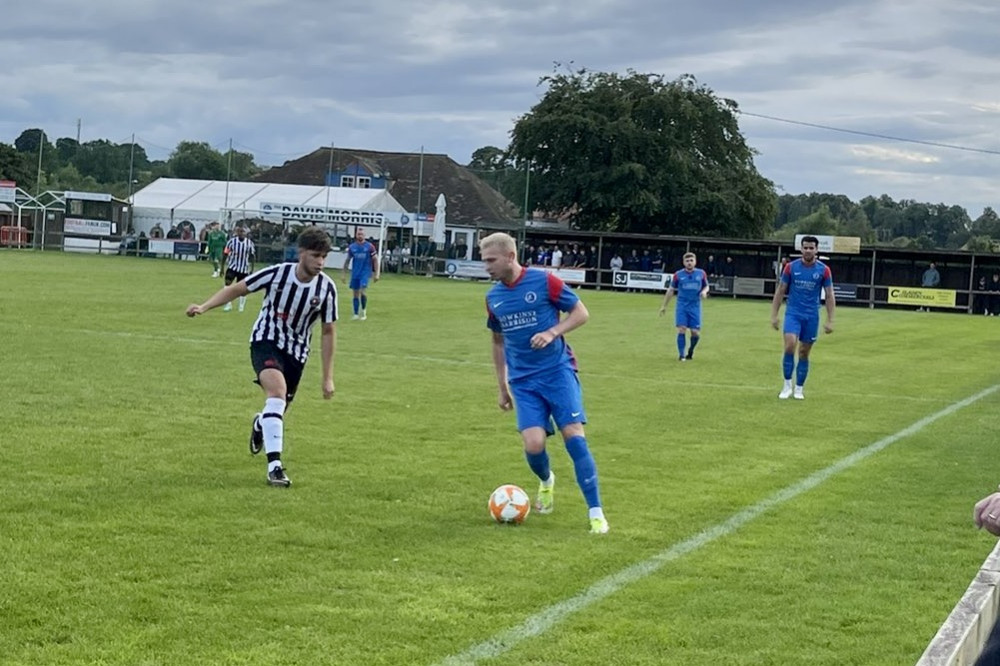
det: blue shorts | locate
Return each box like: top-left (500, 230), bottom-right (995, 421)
top-left (675, 304), bottom-right (702, 330)
top-left (509, 365), bottom-right (586, 435)
top-left (783, 312), bottom-right (819, 344)
top-left (349, 276), bottom-right (370, 290)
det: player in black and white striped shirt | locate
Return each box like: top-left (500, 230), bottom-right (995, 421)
top-left (223, 225), bottom-right (256, 312)
top-left (186, 226), bottom-right (338, 487)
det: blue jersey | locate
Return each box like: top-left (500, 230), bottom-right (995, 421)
top-left (671, 268), bottom-right (708, 307)
top-left (347, 241), bottom-right (376, 280)
top-left (781, 258), bottom-right (832, 316)
top-left (486, 268), bottom-right (579, 382)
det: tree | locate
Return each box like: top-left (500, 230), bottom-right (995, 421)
top-left (0, 143), bottom-right (35, 189)
top-left (972, 207), bottom-right (1000, 239)
top-left (506, 68), bottom-right (777, 236)
top-left (168, 141), bottom-right (228, 180)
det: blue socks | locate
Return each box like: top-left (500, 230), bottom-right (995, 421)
top-left (676, 333), bottom-right (686, 358)
top-left (782, 353), bottom-right (810, 386)
top-left (565, 435), bottom-right (601, 509)
top-left (688, 335), bottom-right (700, 354)
top-left (525, 450), bottom-right (551, 482)
top-left (796, 359), bottom-right (810, 386)
top-left (353, 297), bottom-right (360, 315)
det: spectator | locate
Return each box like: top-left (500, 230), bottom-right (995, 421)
top-left (721, 256), bottom-right (737, 277)
top-left (917, 261), bottom-right (941, 312)
top-left (975, 275), bottom-right (989, 316)
top-left (551, 245), bottom-right (563, 269)
top-left (651, 250), bottom-right (664, 273)
top-left (149, 223), bottom-right (164, 239)
top-left (990, 272), bottom-right (1000, 317)
top-left (624, 249), bottom-right (640, 271)
top-left (704, 254), bottom-right (718, 277)
top-left (639, 249), bottom-right (653, 272)
top-left (166, 224), bottom-right (181, 239)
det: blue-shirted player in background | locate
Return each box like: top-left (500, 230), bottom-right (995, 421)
top-left (659, 252), bottom-right (709, 361)
top-left (342, 227), bottom-right (379, 320)
top-left (770, 235), bottom-right (836, 400)
top-left (480, 232), bottom-right (609, 534)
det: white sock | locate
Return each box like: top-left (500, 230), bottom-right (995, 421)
top-left (783, 379), bottom-right (793, 388)
top-left (238, 296), bottom-right (246, 309)
top-left (541, 471), bottom-right (554, 488)
top-left (588, 507), bottom-right (605, 521)
top-left (268, 460), bottom-right (283, 472)
top-left (261, 397), bottom-right (286, 457)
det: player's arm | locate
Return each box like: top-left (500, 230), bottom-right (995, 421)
top-left (342, 252), bottom-right (352, 282)
top-left (320, 321), bottom-right (335, 398)
top-left (823, 285), bottom-right (836, 333)
top-left (700, 273), bottom-right (710, 299)
top-left (371, 246), bottom-right (380, 282)
top-left (770, 281), bottom-right (787, 330)
top-left (491, 331), bottom-right (512, 411)
top-left (549, 301), bottom-right (588, 338)
top-left (186, 281), bottom-right (249, 316)
top-left (659, 286), bottom-right (675, 315)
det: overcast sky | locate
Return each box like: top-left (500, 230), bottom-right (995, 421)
top-left (3, 0), bottom-right (999, 217)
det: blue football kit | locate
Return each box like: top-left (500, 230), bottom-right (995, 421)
top-left (347, 241), bottom-right (376, 290)
top-left (486, 267), bottom-right (584, 434)
top-left (671, 267), bottom-right (708, 329)
top-left (781, 258), bottom-right (832, 344)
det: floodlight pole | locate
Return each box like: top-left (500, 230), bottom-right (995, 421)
top-left (523, 161), bottom-right (531, 221)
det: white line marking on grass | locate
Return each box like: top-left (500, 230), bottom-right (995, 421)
top-left (436, 384), bottom-right (1000, 666)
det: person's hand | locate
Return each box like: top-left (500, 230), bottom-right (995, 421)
top-left (530, 329), bottom-right (557, 349)
top-left (824, 321), bottom-right (835, 334)
top-left (374, 275), bottom-right (380, 283)
top-left (658, 306), bottom-right (666, 317)
top-left (322, 378), bottom-right (335, 400)
top-left (497, 387), bottom-right (513, 411)
top-left (974, 492), bottom-right (1000, 536)
top-left (186, 304), bottom-right (204, 317)
top-left (770, 316), bottom-right (779, 330)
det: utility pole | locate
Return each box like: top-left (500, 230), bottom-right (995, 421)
top-left (223, 138), bottom-right (233, 213)
top-left (416, 145), bottom-right (424, 216)
top-left (35, 129), bottom-right (45, 194)
top-left (324, 141), bottom-right (335, 219)
top-left (523, 161), bottom-right (531, 221)
top-left (76, 118), bottom-right (81, 144)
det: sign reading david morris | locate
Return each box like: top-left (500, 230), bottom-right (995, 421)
top-left (888, 287), bottom-right (956, 308)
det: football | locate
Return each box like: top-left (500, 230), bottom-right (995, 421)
top-left (488, 484), bottom-right (531, 524)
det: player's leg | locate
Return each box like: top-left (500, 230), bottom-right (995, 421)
top-left (251, 343), bottom-right (292, 486)
top-left (779, 316), bottom-right (800, 398)
top-left (223, 270), bottom-right (236, 311)
top-left (511, 381), bottom-right (555, 513)
top-left (793, 318), bottom-right (819, 399)
top-left (686, 307), bottom-right (702, 359)
top-left (350, 280), bottom-right (361, 318)
top-left (550, 369), bottom-right (607, 533)
top-left (237, 272), bottom-right (248, 311)
top-left (674, 324), bottom-right (688, 361)
top-left (359, 285), bottom-right (369, 319)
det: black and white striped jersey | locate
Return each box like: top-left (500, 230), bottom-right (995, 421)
top-left (244, 263), bottom-right (338, 363)
top-left (225, 237), bottom-right (255, 274)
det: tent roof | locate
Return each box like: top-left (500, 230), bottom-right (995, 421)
top-left (131, 178), bottom-right (406, 213)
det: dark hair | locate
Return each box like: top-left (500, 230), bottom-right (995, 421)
top-left (800, 235), bottom-right (820, 247)
top-left (298, 226), bottom-right (332, 253)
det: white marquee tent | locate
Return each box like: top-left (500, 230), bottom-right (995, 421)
top-left (130, 178), bottom-right (409, 239)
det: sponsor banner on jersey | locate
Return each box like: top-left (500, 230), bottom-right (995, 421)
top-left (259, 201), bottom-right (407, 227)
top-left (612, 270), bottom-right (671, 290)
top-left (539, 266), bottom-right (587, 284)
top-left (887, 286), bottom-right (956, 307)
top-left (794, 234), bottom-right (861, 254)
top-left (0, 180), bottom-right (15, 203)
top-left (64, 217), bottom-right (113, 236)
top-left (445, 259), bottom-right (491, 280)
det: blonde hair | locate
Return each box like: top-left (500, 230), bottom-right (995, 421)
top-left (479, 232), bottom-right (517, 255)
top-left (683, 252), bottom-right (696, 260)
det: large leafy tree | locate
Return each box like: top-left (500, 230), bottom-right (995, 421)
top-left (0, 142), bottom-right (36, 189)
top-left (168, 141), bottom-right (228, 179)
top-left (506, 68), bottom-right (777, 236)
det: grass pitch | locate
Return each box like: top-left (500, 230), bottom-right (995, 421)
top-left (2, 251), bottom-right (998, 665)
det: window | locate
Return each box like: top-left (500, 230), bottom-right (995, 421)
top-left (340, 175), bottom-right (355, 187)
top-left (356, 176), bottom-right (371, 189)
